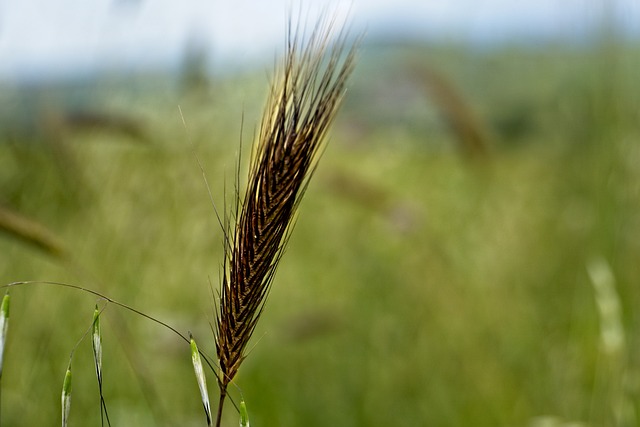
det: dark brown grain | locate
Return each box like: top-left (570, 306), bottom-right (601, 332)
top-left (213, 17), bottom-right (357, 426)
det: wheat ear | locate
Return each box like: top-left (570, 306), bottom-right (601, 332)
top-left (213, 17), bottom-right (357, 425)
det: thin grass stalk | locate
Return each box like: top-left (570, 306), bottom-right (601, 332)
top-left (4, 281), bottom-right (223, 425)
top-left (214, 16), bottom-right (357, 426)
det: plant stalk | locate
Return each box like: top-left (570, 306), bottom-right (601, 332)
top-left (215, 386), bottom-right (227, 427)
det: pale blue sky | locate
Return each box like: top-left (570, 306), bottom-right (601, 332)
top-left (0, 0), bottom-right (637, 80)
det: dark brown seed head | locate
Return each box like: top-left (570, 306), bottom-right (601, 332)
top-left (214, 17), bottom-right (357, 389)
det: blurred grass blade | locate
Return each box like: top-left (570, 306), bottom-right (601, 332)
top-left (586, 257), bottom-right (634, 426)
top-left (62, 367), bottom-right (72, 427)
top-left (190, 335), bottom-right (212, 426)
top-left (239, 399), bottom-right (250, 427)
top-left (412, 64), bottom-right (490, 159)
top-left (587, 256), bottom-right (625, 354)
top-left (0, 293), bottom-right (9, 377)
top-left (0, 204), bottom-right (66, 259)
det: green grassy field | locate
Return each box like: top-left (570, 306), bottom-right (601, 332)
top-left (1, 39), bottom-right (639, 426)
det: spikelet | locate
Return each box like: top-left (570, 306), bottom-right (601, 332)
top-left (215, 15), bottom-right (357, 395)
top-left (92, 305), bottom-right (103, 383)
top-left (211, 16), bottom-right (357, 426)
top-left (0, 293), bottom-right (9, 377)
top-left (239, 399), bottom-right (250, 427)
top-left (61, 367), bottom-right (72, 427)
top-left (92, 305), bottom-right (112, 425)
top-left (190, 335), bottom-right (212, 426)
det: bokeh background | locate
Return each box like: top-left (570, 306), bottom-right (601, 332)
top-left (1, 1), bottom-right (639, 426)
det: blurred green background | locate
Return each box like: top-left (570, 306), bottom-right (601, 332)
top-left (1, 30), bottom-right (640, 427)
